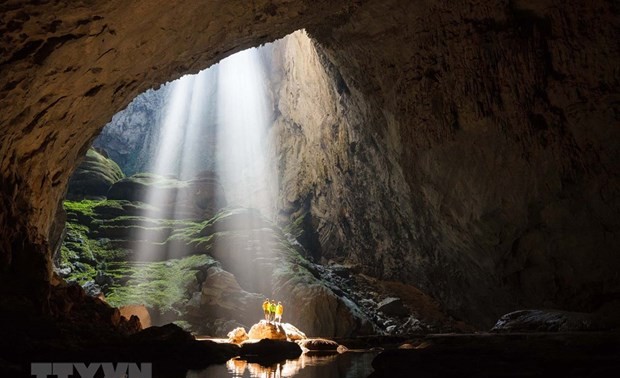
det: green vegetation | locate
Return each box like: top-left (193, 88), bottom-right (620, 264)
top-left (63, 199), bottom-right (146, 217)
top-left (283, 212), bottom-right (306, 240)
top-left (104, 254), bottom-right (215, 312)
top-left (59, 194), bottom-right (312, 329)
top-left (59, 220), bottom-right (129, 284)
top-left (63, 199), bottom-right (101, 216)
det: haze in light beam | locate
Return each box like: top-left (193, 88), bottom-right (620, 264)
top-left (131, 74), bottom-right (196, 262)
top-left (216, 47), bottom-right (273, 216)
top-left (131, 46), bottom-right (275, 263)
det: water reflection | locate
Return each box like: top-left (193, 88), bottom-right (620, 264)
top-left (188, 351), bottom-right (379, 378)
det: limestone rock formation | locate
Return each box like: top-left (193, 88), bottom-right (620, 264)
top-left (66, 148), bottom-right (124, 200)
top-left (203, 208), bottom-right (375, 337)
top-left (248, 320), bottom-right (288, 340)
top-left (192, 266), bottom-right (263, 327)
top-left (281, 323), bottom-right (307, 341)
top-left (297, 338), bottom-right (340, 351)
top-left (93, 87), bottom-right (172, 176)
top-left (107, 172), bottom-right (226, 220)
top-left (239, 338), bottom-right (302, 361)
top-left (311, 1), bottom-right (620, 327)
top-left (491, 306), bottom-right (620, 333)
top-left (119, 305), bottom-right (152, 329)
top-left (376, 297), bottom-right (409, 318)
top-left (227, 327), bottom-right (249, 344)
top-left (93, 79), bottom-right (220, 179)
top-left (61, 190), bottom-right (379, 337)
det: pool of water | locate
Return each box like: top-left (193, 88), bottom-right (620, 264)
top-left (187, 351), bottom-right (380, 378)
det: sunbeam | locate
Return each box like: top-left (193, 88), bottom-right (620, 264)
top-left (216, 47), bottom-right (273, 215)
top-left (131, 46), bottom-right (274, 264)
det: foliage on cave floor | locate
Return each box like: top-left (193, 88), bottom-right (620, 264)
top-left (59, 220), bottom-right (129, 284)
top-left (103, 254), bottom-right (216, 312)
top-left (59, 199), bottom-right (308, 311)
top-left (59, 199), bottom-right (200, 285)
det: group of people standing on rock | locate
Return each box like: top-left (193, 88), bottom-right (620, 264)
top-left (262, 298), bottom-right (284, 324)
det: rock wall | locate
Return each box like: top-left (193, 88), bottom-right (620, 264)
top-left (0, 1), bottom-right (618, 327)
top-left (304, 0), bottom-right (620, 325)
top-left (268, 32), bottom-right (417, 284)
top-left (92, 86), bottom-right (171, 176)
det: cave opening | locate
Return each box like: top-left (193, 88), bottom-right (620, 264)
top-left (59, 33), bottom-right (296, 332)
top-left (2, 1), bottom-right (619, 377)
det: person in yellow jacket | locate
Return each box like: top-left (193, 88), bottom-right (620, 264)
top-left (262, 298), bottom-right (270, 321)
top-left (275, 301), bottom-right (284, 324)
top-left (269, 300), bottom-right (277, 323)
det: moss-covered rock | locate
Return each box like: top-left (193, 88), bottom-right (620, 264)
top-left (107, 173), bottom-right (186, 202)
top-left (67, 148), bottom-right (124, 200)
top-left (107, 172), bottom-right (226, 220)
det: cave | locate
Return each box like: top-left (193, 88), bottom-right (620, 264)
top-left (1, 1), bottom-right (619, 377)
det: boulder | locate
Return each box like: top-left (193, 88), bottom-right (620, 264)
top-left (272, 263), bottom-right (375, 337)
top-left (129, 323), bottom-right (194, 344)
top-left (67, 148), bottom-right (124, 200)
top-left (491, 307), bottom-right (620, 333)
top-left (82, 281), bottom-right (102, 297)
top-left (247, 320), bottom-right (287, 340)
top-left (227, 327), bottom-right (249, 344)
top-left (128, 324), bottom-right (240, 369)
top-left (119, 305), bottom-right (152, 329)
top-left (297, 338), bottom-right (340, 351)
top-left (240, 338), bottom-right (302, 361)
top-left (281, 322), bottom-right (307, 341)
top-left (377, 297), bottom-right (409, 317)
top-left (196, 266), bottom-right (263, 327)
top-left (212, 319), bottom-right (247, 338)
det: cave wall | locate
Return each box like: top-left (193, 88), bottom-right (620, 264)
top-left (1, 0), bottom-right (618, 326)
top-left (92, 85), bottom-right (172, 176)
top-left (302, 0), bottom-right (620, 324)
top-left (268, 32), bottom-right (417, 278)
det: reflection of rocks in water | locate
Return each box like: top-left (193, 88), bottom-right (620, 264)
top-left (236, 358), bottom-right (288, 377)
top-left (227, 358), bottom-right (248, 376)
top-left (189, 351), bottom-right (379, 378)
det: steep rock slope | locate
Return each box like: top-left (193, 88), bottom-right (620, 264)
top-left (268, 31), bottom-right (416, 290)
top-left (92, 87), bottom-right (171, 176)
